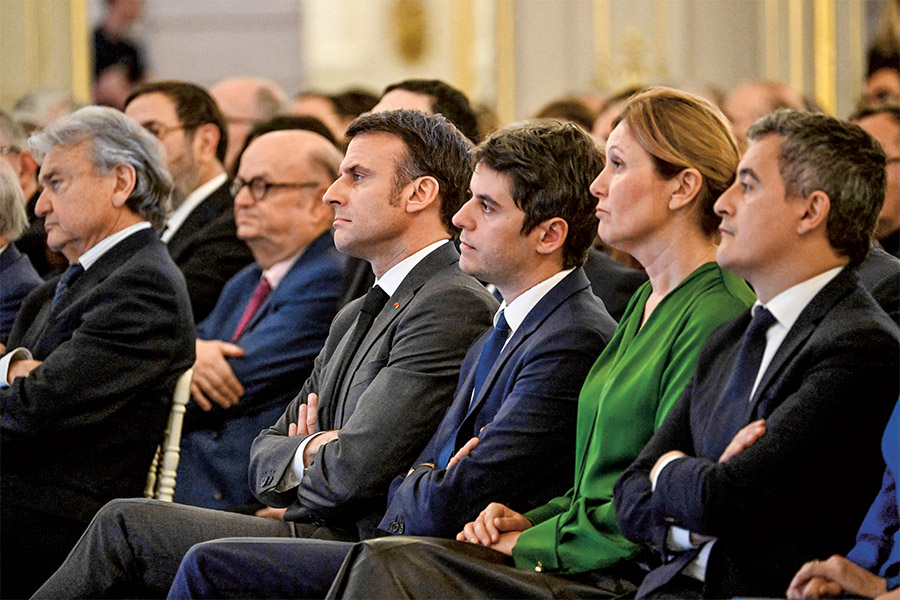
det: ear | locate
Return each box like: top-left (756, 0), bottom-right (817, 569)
top-left (18, 151), bottom-right (39, 184)
top-left (192, 123), bottom-right (221, 163)
top-left (534, 217), bottom-right (568, 257)
top-left (404, 175), bottom-right (440, 215)
top-left (668, 167), bottom-right (703, 211)
top-left (796, 190), bottom-right (830, 235)
top-left (110, 163), bottom-right (137, 208)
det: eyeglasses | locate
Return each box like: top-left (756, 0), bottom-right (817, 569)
top-left (1, 144), bottom-right (21, 156)
top-left (140, 121), bottom-right (198, 140)
top-left (231, 176), bottom-right (320, 201)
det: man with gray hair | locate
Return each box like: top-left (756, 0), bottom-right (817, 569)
top-left (0, 160), bottom-right (42, 345)
top-left (0, 106), bottom-right (195, 598)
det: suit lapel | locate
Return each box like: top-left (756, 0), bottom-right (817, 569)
top-left (748, 267), bottom-right (856, 413)
top-left (332, 242), bottom-right (460, 425)
top-left (166, 182), bottom-right (232, 260)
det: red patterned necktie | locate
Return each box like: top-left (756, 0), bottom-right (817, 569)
top-left (231, 276), bottom-right (272, 341)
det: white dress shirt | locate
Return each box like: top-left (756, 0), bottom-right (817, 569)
top-left (159, 173), bottom-right (227, 243)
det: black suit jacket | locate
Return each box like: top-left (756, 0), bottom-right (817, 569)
top-left (856, 245), bottom-right (900, 326)
top-left (1, 228), bottom-right (196, 523)
top-left (614, 267), bottom-right (900, 598)
top-left (250, 242), bottom-right (497, 538)
top-left (379, 268), bottom-right (617, 538)
top-left (166, 181), bottom-right (253, 322)
top-left (582, 247), bottom-right (648, 321)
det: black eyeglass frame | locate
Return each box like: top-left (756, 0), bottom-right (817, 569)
top-left (231, 176), bottom-right (321, 201)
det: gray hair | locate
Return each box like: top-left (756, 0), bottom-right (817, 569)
top-left (29, 106), bottom-right (173, 228)
top-left (748, 109), bottom-right (887, 265)
top-left (0, 161), bottom-right (29, 241)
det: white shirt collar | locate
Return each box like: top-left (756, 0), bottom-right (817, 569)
top-left (160, 173), bottom-right (228, 243)
top-left (496, 267), bottom-right (575, 334)
top-left (0, 243), bottom-right (8, 255)
top-left (374, 239), bottom-right (450, 297)
top-left (77, 222), bottom-right (152, 271)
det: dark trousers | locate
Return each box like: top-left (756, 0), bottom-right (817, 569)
top-left (327, 537), bottom-right (640, 599)
top-left (31, 498), bottom-right (334, 599)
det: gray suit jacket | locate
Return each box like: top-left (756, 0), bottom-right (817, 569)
top-left (249, 242), bottom-right (497, 538)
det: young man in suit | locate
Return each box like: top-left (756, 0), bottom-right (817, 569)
top-left (612, 109), bottom-right (900, 598)
top-left (0, 106), bottom-right (196, 598)
top-left (174, 130), bottom-right (346, 511)
top-left (33, 109), bottom-right (496, 599)
top-left (162, 120), bottom-right (620, 599)
top-left (125, 81), bottom-right (253, 321)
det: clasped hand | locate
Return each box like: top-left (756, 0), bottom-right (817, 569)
top-left (456, 502), bottom-right (532, 556)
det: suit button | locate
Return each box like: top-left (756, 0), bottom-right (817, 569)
top-left (213, 490), bottom-right (224, 501)
top-left (388, 519), bottom-right (404, 534)
top-left (212, 431), bottom-right (220, 440)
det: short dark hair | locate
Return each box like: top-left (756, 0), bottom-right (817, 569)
top-left (125, 81), bottom-right (228, 163)
top-left (382, 79), bottom-right (480, 143)
top-left (331, 89), bottom-right (379, 120)
top-left (345, 110), bottom-right (473, 235)
top-left (748, 109), bottom-right (887, 265)
top-left (534, 99), bottom-right (596, 132)
top-left (473, 121), bottom-right (604, 269)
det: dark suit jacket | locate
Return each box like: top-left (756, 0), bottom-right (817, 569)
top-left (856, 245), bottom-right (900, 326)
top-left (0, 244), bottom-right (43, 345)
top-left (379, 268), bottom-right (618, 538)
top-left (614, 267), bottom-right (900, 598)
top-left (166, 181), bottom-right (253, 322)
top-left (582, 247), bottom-right (648, 322)
top-left (175, 231), bottom-right (346, 510)
top-left (250, 242), bottom-right (497, 538)
top-left (1, 228), bottom-right (196, 524)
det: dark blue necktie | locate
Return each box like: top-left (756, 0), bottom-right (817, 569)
top-left (52, 263), bottom-right (85, 311)
top-left (436, 310), bottom-right (510, 467)
top-left (723, 306), bottom-right (777, 404)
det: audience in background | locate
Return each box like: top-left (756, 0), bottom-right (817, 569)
top-left (175, 129), bottom-right (345, 512)
top-left (326, 87), bottom-right (755, 600)
top-left (125, 80), bottom-right (253, 322)
top-left (854, 105), bottom-right (900, 258)
top-left (12, 88), bottom-right (83, 135)
top-left (209, 77), bottom-right (288, 173)
top-left (230, 115), bottom-right (339, 179)
top-left (0, 109), bottom-right (67, 277)
top-left (0, 106), bottom-right (195, 598)
top-left (290, 89), bottom-right (376, 143)
top-left (0, 161), bottom-right (41, 346)
top-left (534, 97), bottom-right (595, 131)
top-left (592, 85), bottom-right (644, 143)
top-left (92, 0), bottom-right (147, 110)
top-left (723, 79), bottom-right (805, 140)
top-left (32, 109), bottom-right (495, 599)
top-left (615, 109), bottom-right (898, 598)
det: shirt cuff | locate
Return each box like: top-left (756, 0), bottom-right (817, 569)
top-left (666, 526), bottom-right (698, 551)
top-left (1, 348), bottom-right (33, 388)
top-left (275, 431), bottom-right (324, 492)
top-left (650, 454), bottom-right (684, 491)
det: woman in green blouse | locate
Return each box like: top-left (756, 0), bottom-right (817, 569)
top-left (329, 87), bottom-right (756, 598)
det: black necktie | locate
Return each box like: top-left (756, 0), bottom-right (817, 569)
top-left (52, 263), bottom-right (85, 311)
top-left (437, 310), bottom-right (510, 467)
top-left (723, 306), bottom-right (777, 404)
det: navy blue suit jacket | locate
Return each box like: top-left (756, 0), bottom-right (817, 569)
top-left (176, 232), bottom-right (345, 509)
top-left (614, 267), bottom-right (900, 598)
top-left (379, 268), bottom-right (618, 538)
top-left (0, 244), bottom-right (43, 346)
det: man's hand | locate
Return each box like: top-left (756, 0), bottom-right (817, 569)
top-left (457, 502), bottom-right (532, 553)
top-left (191, 339), bottom-right (245, 411)
top-left (8, 359), bottom-right (41, 382)
top-left (302, 429), bottom-right (338, 467)
top-left (787, 555), bottom-right (887, 599)
top-left (719, 419), bottom-right (766, 463)
top-left (290, 393), bottom-right (319, 437)
top-left (447, 436), bottom-right (479, 468)
top-left (254, 506), bottom-right (287, 520)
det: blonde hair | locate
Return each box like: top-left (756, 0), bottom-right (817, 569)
top-left (616, 87), bottom-right (742, 237)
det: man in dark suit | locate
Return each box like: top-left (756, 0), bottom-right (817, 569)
top-left (174, 130), bottom-right (347, 511)
top-left (0, 106), bottom-right (195, 598)
top-left (336, 79), bottom-right (481, 309)
top-left (161, 120), bottom-right (619, 599)
top-left (853, 105), bottom-right (900, 258)
top-left (613, 109), bottom-right (900, 598)
top-left (125, 81), bottom-right (253, 321)
top-left (0, 161), bottom-right (42, 345)
top-left (33, 109), bottom-right (496, 599)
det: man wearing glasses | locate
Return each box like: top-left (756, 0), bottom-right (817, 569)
top-left (124, 80), bottom-right (252, 322)
top-left (174, 129), bottom-right (346, 512)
